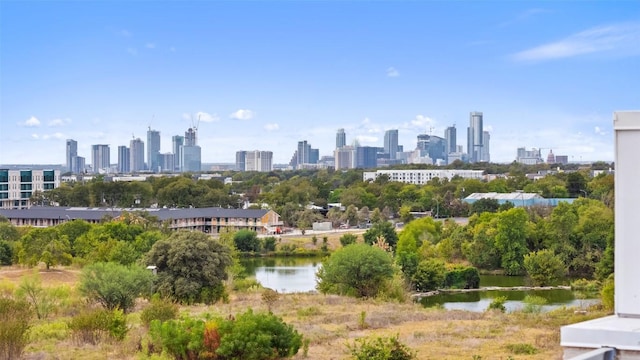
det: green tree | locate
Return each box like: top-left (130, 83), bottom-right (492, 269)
top-left (79, 262), bottom-right (154, 312)
top-left (17, 228), bottom-right (72, 269)
top-left (317, 244), bottom-right (394, 298)
top-left (412, 259), bottom-right (446, 292)
top-left (523, 249), bottom-right (566, 286)
top-left (340, 233), bottom-right (358, 247)
top-left (363, 221), bottom-right (398, 248)
top-left (233, 230), bottom-right (261, 252)
top-left (494, 208), bottom-right (529, 275)
top-left (146, 231), bottom-right (233, 304)
top-left (0, 241), bottom-right (13, 265)
top-left (470, 198), bottom-right (500, 215)
top-left (396, 217), bottom-right (440, 278)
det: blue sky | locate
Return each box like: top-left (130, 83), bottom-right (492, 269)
top-left (1, 1), bottom-right (639, 165)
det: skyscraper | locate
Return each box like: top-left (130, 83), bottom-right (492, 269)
top-left (236, 151), bottom-right (247, 171)
top-left (181, 146), bottom-right (201, 172)
top-left (297, 140), bottom-right (310, 165)
top-left (185, 128), bottom-right (197, 146)
top-left (66, 139), bottom-right (77, 173)
top-left (147, 128), bottom-right (161, 172)
top-left (444, 126), bottom-right (457, 154)
top-left (130, 138), bottom-right (145, 172)
top-left (467, 112), bottom-right (483, 163)
top-left (117, 146), bottom-right (130, 173)
top-left (384, 129), bottom-right (399, 159)
top-left (336, 128), bottom-right (346, 149)
top-left (91, 144), bottom-right (110, 173)
top-left (245, 151), bottom-right (273, 172)
top-left (356, 146), bottom-right (378, 169)
top-left (482, 131), bottom-right (490, 162)
top-left (172, 135), bottom-right (184, 172)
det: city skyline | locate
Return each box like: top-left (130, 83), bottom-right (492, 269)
top-left (2, 2), bottom-right (639, 165)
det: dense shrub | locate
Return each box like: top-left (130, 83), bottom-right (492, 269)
top-left (444, 265), bottom-right (480, 289)
top-left (0, 240), bottom-right (13, 265)
top-left (234, 230), bottom-right (261, 252)
top-left (317, 244), bottom-right (394, 298)
top-left (348, 334), bottom-right (416, 360)
top-left (601, 275), bottom-right (614, 311)
top-left (79, 262), bottom-right (154, 312)
top-left (487, 296), bottom-right (507, 313)
top-left (523, 249), bottom-right (566, 286)
top-left (412, 259), bottom-right (446, 292)
top-left (521, 295), bottom-right (547, 314)
top-left (140, 295), bottom-right (179, 326)
top-left (216, 309), bottom-right (302, 359)
top-left (68, 308), bottom-right (128, 344)
top-left (339, 233), bottom-right (358, 247)
top-left (262, 236), bottom-right (277, 252)
top-left (506, 343), bottom-right (537, 355)
top-left (149, 310), bottom-right (302, 360)
top-left (0, 298), bottom-right (32, 360)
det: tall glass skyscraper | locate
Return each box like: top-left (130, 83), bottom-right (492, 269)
top-left (336, 128), bottom-right (346, 149)
top-left (147, 128), bottom-right (161, 172)
top-left (384, 129), bottom-right (399, 159)
top-left (66, 139), bottom-right (77, 173)
top-left (91, 144), bottom-right (110, 173)
top-left (130, 138), bottom-right (145, 172)
top-left (117, 146), bottom-right (130, 173)
top-left (467, 112), bottom-right (483, 163)
top-left (172, 135), bottom-right (184, 171)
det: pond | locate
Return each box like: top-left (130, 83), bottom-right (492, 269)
top-left (240, 257), bottom-right (599, 312)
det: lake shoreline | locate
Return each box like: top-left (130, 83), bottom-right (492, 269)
top-left (412, 285), bottom-right (573, 299)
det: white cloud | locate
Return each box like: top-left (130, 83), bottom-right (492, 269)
top-left (30, 132), bottom-right (65, 140)
top-left (355, 135), bottom-right (378, 144)
top-left (31, 134), bottom-right (40, 139)
top-left (499, 8), bottom-right (550, 28)
top-left (21, 116), bottom-right (41, 127)
top-left (127, 47), bottom-right (138, 56)
top-left (230, 109), bottom-right (255, 120)
top-left (48, 118), bottom-right (71, 127)
top-left (594, 126), bottom-right (607, 136)
top-left (196, 112), bottom-right (219, 123)
top-left (512, 22), bottom-right (640, 61)
top-left (146, 43), bottom-right (155, 49)
top-left (264, 123), bottom-right (279, 131)
top-left (386, 67), bottom-right (399, 77)
top-left (405, 114), bottom-right (436, 130)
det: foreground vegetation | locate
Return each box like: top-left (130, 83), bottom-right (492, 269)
top-left (0, 267), bottom-right (612, 360)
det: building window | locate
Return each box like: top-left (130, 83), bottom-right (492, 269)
top-left (20, 171), bottom-right (32, 183)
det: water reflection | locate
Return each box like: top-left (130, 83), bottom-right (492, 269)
top-left (240, 257), bottom-right (321, 293)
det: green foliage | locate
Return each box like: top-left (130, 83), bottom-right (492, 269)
top-left (261, 288), bottom-right (280, 312)
top-left (339, 233), bottom-right (358, 247)
top-left (488, 296), bottom-right (507, 312)
top-left (17, 227), bottom-right (73, 269)
top-left (0, 298), bottom-right (32, 360)
top-left (570, 278), bottom-right (601, 293)
top-left (444, 265), bottom-right (480, 289)
top-left (146, 231), bottom-right (233, 304)
top-left (141, 295), bottom-right (179, 326)
top-left (15, 272), bottom-right (57, 320)
top-left (523, 249), bottom-right (566, 286)
top-left (0, 240), bottom-right (13, 265)
top-left (601, 275), bottom-right (614, 311)
top-left (470, 198), bottom-right (500, 215)
top-left (363, 221), bottom-right (399, 248)
top-left (234, 230), bottom-right (261, 252)
top-left (216, 309), bottom-right (302, 359)
top-left (412, 259), bottom-right (446, 292)
top-left (396, 217), bottom-right (440, 279)
top-left (317, 244), bottom-right (394, 298)
top-left (348, 334), bottom-right (417, 360)
top-left (262, 236), bottom-right (277, 252)
top-left (232, 277), bottom-right (263, 292)
top-left (494, 208), bottom-right (529, 275)
top-left (149, 315), bottom-right (205, 359)
top-left (68, 308), bottom-right (128, 344)
top-left (521, 295), bottom-right (547, 314)
top-left (79, 262), bottom-right (154, 312)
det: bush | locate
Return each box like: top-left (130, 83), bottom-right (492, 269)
top-left (234, 230), bottom-right (261, 252)
top-left (317, 244), bottom-right (394, 298)
top-left (601, 275), bottom-right (614, 311)
top-left (141, 295), bottom-right (179, 327)
top-left (79, 262), bottom-right (154, 312)
top-left (412, 259), bottom-right (446, 292)
top-left (339, 234), bottom-right (358, 247)
top-left (262, 236), bottom-right (277, 252)
top-left (487, 296), bottom-right (507, 313)
top-left (348, 334), bottom-right (416, 360)
top-left (232, 277), bottom-right (263, 292)
top-left (521, 295), bottom-right (547, 314)
top-left (68, 308), bottom-right (128, 344)
top-left (216, 309), bottom-right (302, 359)
top-left (523, 249), bottom-right (565, 286)
top-left (444, 265), bottom-right (480, 289)
top-left (148, 316), bottom-right (205, 359)
top-left (570, 278), bottom-right (602, 293)
top-left (0, 298), bottom-right (32, 360)
top-left (0, 240), bottom-right (13, 265)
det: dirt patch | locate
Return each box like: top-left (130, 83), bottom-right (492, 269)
top-left (0, 266), bottom-right (80, 287)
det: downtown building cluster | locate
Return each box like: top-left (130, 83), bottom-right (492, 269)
top-left (66, 126), bottom-right (202, 174)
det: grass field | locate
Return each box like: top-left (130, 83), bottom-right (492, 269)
top-left (0, 265), bottom-right (609, 360)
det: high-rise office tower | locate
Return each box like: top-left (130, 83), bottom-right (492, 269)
top-left (236, 151), bottom-right (247, 171)
top-left (159, 153), bottom-right (175, 172)
top-left (245, 151), bottom-right (273, 172)
top-left (172, 135), bottom-right (184, 172)
top-left (147, 128), bottom-right (161, 172)
top-left (91, 144), bottom-right (110, 173)
top-left (356, 146), bottom-right (378, 169)
top-left (66, 139), bottom-right (77, 173)
top-left (117, 146), bottom-right (130, 173)
top-left (297, 140), bottom-right (310, 165)
top-left (444, 126), bottom-right (457, 154)
top-left (130, 138), bottom-right (145, 172)
top-left (384, 129), bottom-right (399, 159)
top-left (467, 112), bottom-right (483, 163)
top-left (334, 146), bottom-right (356, 170)
top-left (336, 128), bottom-right (346, 149)
top-left (482, 131), bottom-right (490, 162)
top-left (185, 128), bottom-right (197, 146)
top-left (181, 127), bottom-right (201, 172)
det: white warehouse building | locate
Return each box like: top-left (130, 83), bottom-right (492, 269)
top-left (362, 169), bottom-right (484, 185)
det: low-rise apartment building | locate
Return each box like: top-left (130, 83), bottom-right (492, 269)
top-left (0, 169), bottom-right (61, 209)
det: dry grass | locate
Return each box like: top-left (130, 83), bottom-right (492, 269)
top-left (1, 265), bottom-right (609, 360)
